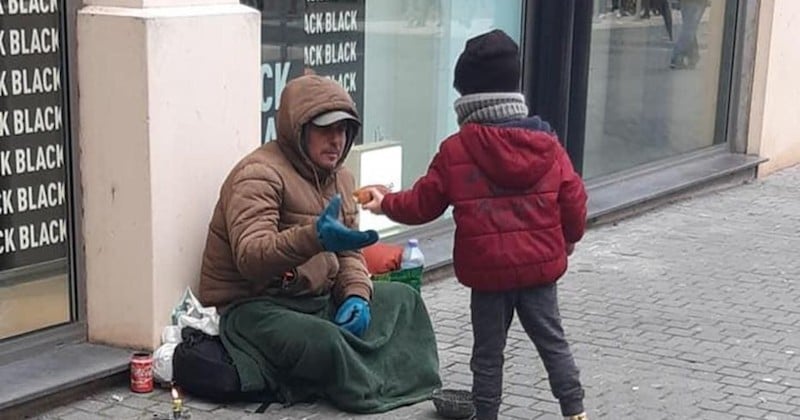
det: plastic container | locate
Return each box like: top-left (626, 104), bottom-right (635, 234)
top-left (372, 267), bottom-right (423, 292)
top-left (401, 239), bottom-right (425, 269)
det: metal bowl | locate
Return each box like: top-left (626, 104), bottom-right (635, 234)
top-left (431, 388), bottom-right (474, 419)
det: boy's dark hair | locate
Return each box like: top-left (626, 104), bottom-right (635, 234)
top-left (453, 29), bottom-right (521, 95)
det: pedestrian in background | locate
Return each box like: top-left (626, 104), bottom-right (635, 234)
top-left (671, 0), bottom-right (709, 69)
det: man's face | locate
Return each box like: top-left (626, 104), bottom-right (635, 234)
top-left (306, 121), bottom-right (347, 170)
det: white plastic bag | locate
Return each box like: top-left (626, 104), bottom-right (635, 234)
top-left (153, 287), bottom-right (220, 383)
top-left (171, 287), bottom-right (220, 336)
top-left (153, 341), bottom-right (179, 383)
top-left (161, 325), bottom-right (182, 343)
top-left (153, 325), bottom-right (183, 383)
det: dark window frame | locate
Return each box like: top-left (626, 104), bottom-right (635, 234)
top-left (0, 0), bottom-right (86, 365)
top-left (521, 0), bottom-right (758, 177)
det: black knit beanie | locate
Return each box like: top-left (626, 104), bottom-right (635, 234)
top-left (453, 29), bottom-right (521, 95)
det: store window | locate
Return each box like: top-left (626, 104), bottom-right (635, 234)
top-left (0, 0), bottom-right (73, 340)
top-left (251, 0), bottom-right (523, 231)
top-left (361, 0), bottom-right (522, 189)
top-left (585, 0), bottom-right (735, 179)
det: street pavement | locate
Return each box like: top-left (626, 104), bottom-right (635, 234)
top-left (34, 165), bottom-right (800, 419)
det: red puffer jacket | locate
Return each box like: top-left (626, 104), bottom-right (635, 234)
top-left (381, 120), bottom-right (587, 291)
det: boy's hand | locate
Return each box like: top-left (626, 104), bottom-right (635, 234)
top-left (361, 187), bottom-right (386, 215)
top-left (566, 243), bottom-right (575, 256)
top-left (353, 184), bottom-right (391, 204)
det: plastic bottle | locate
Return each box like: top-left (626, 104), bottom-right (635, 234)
top-left (401, 239), bottom-right (425, 270)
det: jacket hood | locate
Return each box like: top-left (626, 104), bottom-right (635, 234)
top-left (275, 75), bottom-right (360, 183)
top-left (459, 121), bottom-right (558, 190)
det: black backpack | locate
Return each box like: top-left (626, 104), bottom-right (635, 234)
top-left (172, 326), bottom-right (274, 404)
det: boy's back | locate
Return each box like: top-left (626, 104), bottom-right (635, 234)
top-left (364, 28), bottom-right (589, 420)
top-left (381, 117), bottom-right (587, 291)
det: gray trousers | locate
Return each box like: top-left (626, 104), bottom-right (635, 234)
top-left (470, 284), bottom-right (584, 419)
top-left (672, 0), bottom-right (707, 64)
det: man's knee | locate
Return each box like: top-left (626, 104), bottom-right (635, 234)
top-left (374, 280), bottom-right (417, 297)
top-left (373, 281), bottom-right (423, 310)
top-left (268, 315), bottom-right (341, 355)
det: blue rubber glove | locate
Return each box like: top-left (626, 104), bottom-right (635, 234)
top-left (316, 194), bottom-right (379, 252)
top-left (334, 296), bottom-right (371, 337)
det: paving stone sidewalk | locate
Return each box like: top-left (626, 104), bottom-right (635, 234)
top-left (36, 166), bottom-right (800, 419)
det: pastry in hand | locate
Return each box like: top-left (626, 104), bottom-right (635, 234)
top-left (353, 184), bottom-right (391, 204)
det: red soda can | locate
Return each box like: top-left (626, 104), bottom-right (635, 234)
top-left (130, 352), bottom-right (154, 393)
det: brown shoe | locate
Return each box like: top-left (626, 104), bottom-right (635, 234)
top-left (564, 413), bottom-right (588, 420)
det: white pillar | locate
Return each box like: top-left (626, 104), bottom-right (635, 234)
top-left (78, 1), bottom-right (260, 349)
top-left (748, 0), bottom-right (800, 176)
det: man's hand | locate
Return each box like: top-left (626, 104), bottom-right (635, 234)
top-left (334, 296), bottom-right (371, 337)
top-left (361, 187), bottom-right (386, 215)
top-left (566, 243), bottom-right (575, 256)
top-left (316, 195), bottom-right (379, 252)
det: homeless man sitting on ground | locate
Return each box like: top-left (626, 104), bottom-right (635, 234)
top-left (197, 75), bottom-right (441, 413)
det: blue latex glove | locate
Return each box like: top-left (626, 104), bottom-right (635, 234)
top-left (316, 194), bottom-right (379, 252)
top-left (334, 296), bottom-right (371, 337)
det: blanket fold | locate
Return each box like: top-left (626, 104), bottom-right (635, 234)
top-left (220, 282), bottom-right (442, 413)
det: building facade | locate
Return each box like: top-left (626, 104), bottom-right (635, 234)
top-left (0, 0), bottom-right (799, 403)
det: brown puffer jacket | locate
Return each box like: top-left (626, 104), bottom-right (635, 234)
top-left (198, 75), bottom-right (371, 310)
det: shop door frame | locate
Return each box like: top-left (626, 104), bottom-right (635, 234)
top-left (521, 0), bottom-right (592, 175)
top-left (0, 0), bottom-right (87, 366)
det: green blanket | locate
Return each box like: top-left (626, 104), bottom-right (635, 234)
top-left (220, 281), bottom-right (442, 413)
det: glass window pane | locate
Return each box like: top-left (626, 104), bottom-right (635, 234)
top-left (362, 0), bottom-right (523, 189)
top-left (585, 0), bottom-right (731, 179)
top-left (0, 273), bottom-right (70, 339)
top-left (0, 1), bottom-right (72, 340)
top-left (254, 0), bottom-right (523, 232)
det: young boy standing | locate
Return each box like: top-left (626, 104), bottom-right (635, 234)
top-left (361, 29), bottom-right (588, 420)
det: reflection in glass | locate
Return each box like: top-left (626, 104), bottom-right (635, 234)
top-left (362, 0), bottom-right (523, 188)
top-left (1, 274), bottom-right (70, 339)
top-left (1, 6), bottom-right (72, 341)
top-left (249, 0), bottom-right (523, 233)
top-left (585, 0), bottom-right (729, 179)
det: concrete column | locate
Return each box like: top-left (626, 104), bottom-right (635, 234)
top-left (748, 0), bottom-right (800, 176)
top-left (78, 1), bottom-right (260, 349)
